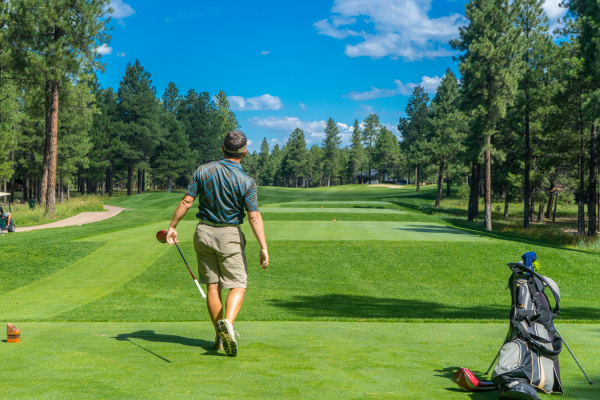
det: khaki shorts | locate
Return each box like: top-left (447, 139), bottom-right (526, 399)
top-left (193, 222), bottom-right (248, 289)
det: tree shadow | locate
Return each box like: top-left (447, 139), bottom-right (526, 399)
top-left (395, 225), bottom-right (476, 235)
top-left (113, 330), bottom-right (225, 358)
top-left (268, 295), bottom-right (600, 321)
top-left (269, 295), bottom-right (507, 320)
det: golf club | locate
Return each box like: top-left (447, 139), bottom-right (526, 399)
top-left (554, 327), bottom-right (594, 385)
top-left (156, 230), bottom-right (206, 298)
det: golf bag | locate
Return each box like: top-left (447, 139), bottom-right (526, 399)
top-left (492, 252), bottom-right (563, 399)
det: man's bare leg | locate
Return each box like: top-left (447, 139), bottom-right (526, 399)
top-left (206, 283), bottom-right (223, 333)
top-left (225, 288), bottom-right (246, 324)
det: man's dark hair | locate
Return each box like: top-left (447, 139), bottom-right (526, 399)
top-left (223, 130), bottom-right (248, 159)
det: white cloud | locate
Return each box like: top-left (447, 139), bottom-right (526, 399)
top-left (543, 0), bottom-right (567, 32)
top-left (95, 44), bottom-right (113, 55)
top-left (116, 52), bottom-right (126, 57)
top-left (299, 102), bottom-right (306, 110)
top-left (344, 75), bottom-right (443, 101)
top-left (261, 50), bottom-right (270, 55)
top-left (314, 0), bottom-right (464, 61)
top-left (106, 0), bottom-right (135, 25)
top-left (246, 140), bottom-right (253, 146)
top-left (270, 138), bottom-right (279, 143)
top-left (249, 116), bottom-right (327, 137)
top-left (229, 94), bottom-right (283, 111)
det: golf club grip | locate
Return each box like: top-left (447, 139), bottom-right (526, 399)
top-left (194, 279), bottom-right (206, 298)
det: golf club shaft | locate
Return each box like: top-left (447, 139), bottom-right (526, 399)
top-left (485, 349), bottom-right (501, 375)
top-left (175, 243), bottom-right (206, 298)
top-left (555, 328), bottom-right (593, 385)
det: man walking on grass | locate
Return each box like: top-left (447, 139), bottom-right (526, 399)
top-left (166, 131), bottom-right (269, 357)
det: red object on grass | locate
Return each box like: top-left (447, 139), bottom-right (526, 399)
top-left (156, 230), bottom-right (167, 243)
top-left (453, 368), bottom-right (497, 392)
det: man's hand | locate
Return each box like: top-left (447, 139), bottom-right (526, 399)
top-left (166, 227), bottom-right (178, 245)
top-left (259, 248), bottom-right (269, 270)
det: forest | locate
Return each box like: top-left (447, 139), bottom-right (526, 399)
top-left (1, 0), bottom-right (600, 236)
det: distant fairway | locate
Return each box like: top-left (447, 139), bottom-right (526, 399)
top-left (1, 186), bottom-right (599, 399)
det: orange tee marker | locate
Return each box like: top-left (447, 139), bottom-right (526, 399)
top-left (7, 323), bottom-right (20, 343)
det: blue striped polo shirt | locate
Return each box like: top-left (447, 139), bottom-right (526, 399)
top-left (185, 159), bottom-right (258, 224)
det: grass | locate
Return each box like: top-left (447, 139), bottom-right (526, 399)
top-left (2, 322), bottom-right (598, 399)
top-left (1, 186), bottom-right (599, 399)
top-left (8, 195), bottom-right (105, 227)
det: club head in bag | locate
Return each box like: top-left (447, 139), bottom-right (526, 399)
top-left (454, 368), bottom-right (498, 392)
top-left (156, 230), bottom-right (167, 243)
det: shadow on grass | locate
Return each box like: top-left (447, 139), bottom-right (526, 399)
top-left (113, 330), bottom-right (225, 358)
top-left (269, 295), bottom-right (507, 320)
top-left (269, 295), bottom-right (600, 321)
top-left (435, 367), bottom-right (498, 399)
top-left (396, 225), bottom-right (476, 235)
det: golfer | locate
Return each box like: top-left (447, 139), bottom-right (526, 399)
top-left (166, 130), bottom-right (268, 357)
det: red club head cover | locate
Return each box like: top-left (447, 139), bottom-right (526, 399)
top-left (454, 368), bottom-right (497, 392)
top-left (156, 230), bottom-right (168, 243)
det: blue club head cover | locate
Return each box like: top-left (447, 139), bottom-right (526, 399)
top-left (521, 252), bottom-right (537, 271)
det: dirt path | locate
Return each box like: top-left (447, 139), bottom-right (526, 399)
top-left (15, 205), bottom-right (127, 232)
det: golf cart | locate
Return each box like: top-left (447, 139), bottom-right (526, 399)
top-left (0, 192), bottom-right (15, 233)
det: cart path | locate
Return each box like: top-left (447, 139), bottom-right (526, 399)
top-left (15, 205), bottom-right (127, 232)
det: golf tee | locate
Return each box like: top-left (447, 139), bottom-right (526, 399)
top-left (194, 279), bottom-right (207, 298)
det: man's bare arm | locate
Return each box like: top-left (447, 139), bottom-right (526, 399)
top-left (248, 211), bottom-right (269, 269)
top-left (166, 195), bottom-right (195, 245)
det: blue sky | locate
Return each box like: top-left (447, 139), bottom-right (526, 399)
top-left (96, 0), bottom-right (565, 152)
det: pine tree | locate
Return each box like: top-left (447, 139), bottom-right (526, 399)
top-left (373, 127), bottom-right (400, 182)
top-left (398, 87), bottom-right (430, 191)
top-left (362, 114), bottom-right (381, 184)
top-left (283, 128), bottom-right (308, 187)
top-left (450, 0), bottom-right (525, 231)
top-left (428, 69), bottom-right (467, 208)
top-left (322, 118), bottom-right (342, 186)
top-left (162, 82), bottom-right (182, 114)
top-left (257, 138), bottom-right (271, 185)
top-left (9, 0), bottom-right (110, 213)
top-left (117, 60), bottom-right (161, 196)
top-left (349, 119), bottom-right (364, 184)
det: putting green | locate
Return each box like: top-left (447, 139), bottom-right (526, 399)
top-left (258, 207), bottom-right (404, 214)
top-left (1, 322), bottom-right (596, 399)
top-left (0, 223), bottom-right (171, 321)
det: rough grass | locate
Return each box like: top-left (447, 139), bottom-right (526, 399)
top-left (7, 196), bottom-right (105, 227)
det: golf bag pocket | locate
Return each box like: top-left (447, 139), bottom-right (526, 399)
top-left (492, 340), bottom-right (533, 385)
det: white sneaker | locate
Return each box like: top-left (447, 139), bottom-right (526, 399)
top-left (213, 335), bottom-right (223, 350)
top-left (216, 319), bottom-right (239, 357)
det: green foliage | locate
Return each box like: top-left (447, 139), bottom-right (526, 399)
top-left (373, 127), bottom-right (400, 181)
top-left (322, 118), bottom-right (342, 186)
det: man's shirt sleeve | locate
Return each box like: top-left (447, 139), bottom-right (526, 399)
top-left (185, 171), bottom-right (200, 198)
top-left (244, 179), bottom-right (259, 212)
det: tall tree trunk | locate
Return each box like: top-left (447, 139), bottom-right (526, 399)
top-left (328, 170), bottom-right (331, 187)
top-left (529, 201), bottom-right (535, 222)
top-left (523, 87), bottom-right (531, 229)
top-left (45, 80), bottom-right (60, 214)
top-left (142, 170), bottom-right (146, 192)
top-left (127, 158), bottom-right (134, 196)
top-left (484, 145), bottom-right (492, 231)
top-left (416, 166), bottom-right (421, 192)
top-left (9, 151), bottom-right (14, 202)
top-left (468, 161), bottom-right (480, 221)
top-left (552, 194), bottom-right (557, 222)
top-left (538, 204), bottom-right (544, 223)
top-left (168, 176), bottom-right (172, 192)
top-left (578, 112), bottom-right (586, 235)
top-left (504, 196), bottom-right (509, 219)
top-left (40, 81), bottom-right (53, 207)
top-left (108, 164), bottom-right (114, 196)
top-left (24, 173), bottom-right (29, 202)
top-left (434, 162), bottom-right (445, 209)
top-left (59, 175), bottom-right (64, 204)
top-left (446, 174), bottom-right (451, 197)
top-left (545, 185), bottom-right (555, 219)
top-left (588, 123), bottom-right (598, 236)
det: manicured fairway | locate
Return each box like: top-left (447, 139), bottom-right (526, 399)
top-left (258, 207), bottom-right (404, 214)
top-left (2, 322), bottom-right (597, 399)
top-left (1, 186), bottom-right (599, 399)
